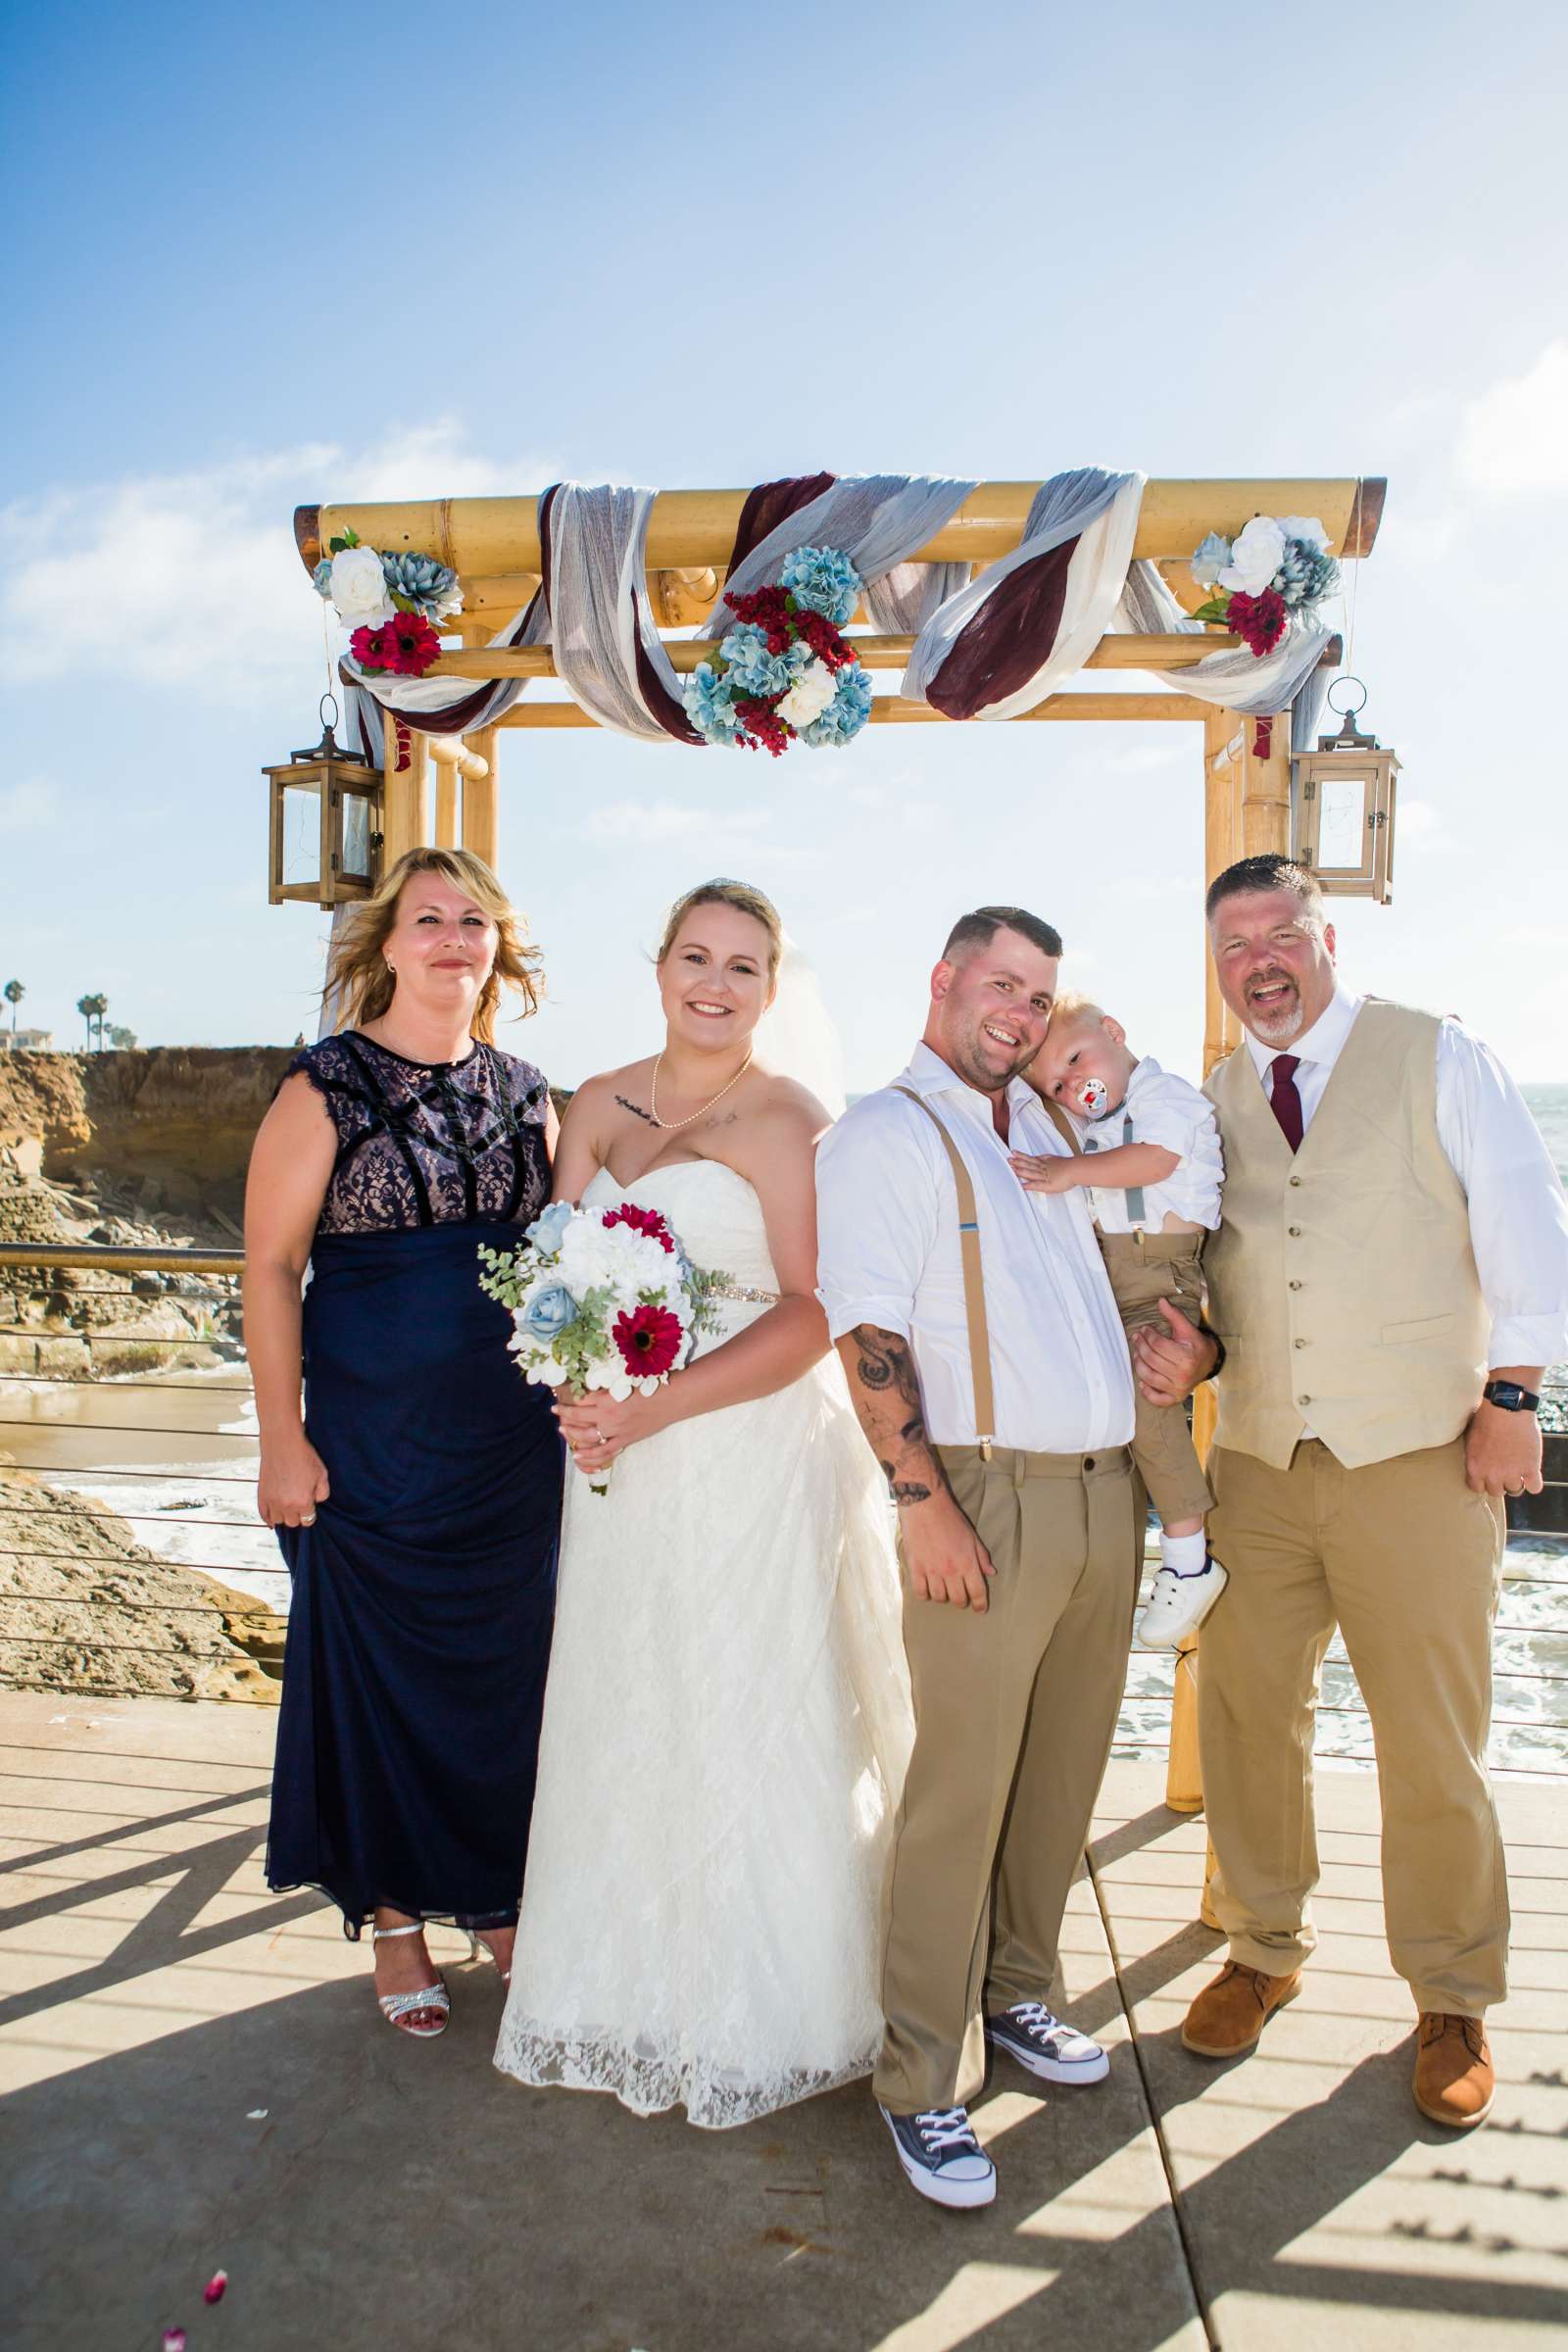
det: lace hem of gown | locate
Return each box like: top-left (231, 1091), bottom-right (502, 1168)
top-left (491, 2023), bottom-right (877, 2132)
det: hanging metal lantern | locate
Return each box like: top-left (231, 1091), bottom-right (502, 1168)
top-left (265, 697), bottom-right (384, 907)
top-left (1293, 678), bottom-right (1399, 905)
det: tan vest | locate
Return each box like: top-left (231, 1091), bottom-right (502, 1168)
top-left (1204, 1001), bottom-right (1489, 1470)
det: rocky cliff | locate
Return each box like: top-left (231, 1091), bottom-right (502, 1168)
top-left (0, 1047), bottom-right (297, 1223)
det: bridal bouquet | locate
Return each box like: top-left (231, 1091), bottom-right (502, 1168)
top-left (1188, 515), bottom-right (1342, 656)
top-left (477, 1200), bottom-right (726, 1488)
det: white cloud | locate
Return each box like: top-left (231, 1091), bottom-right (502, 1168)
top-left (580, 799), bottom-right (772, 847)
top-left (1455, 341), bottom-right (1568, 495)
top-left (1396, 796), bottom-right (1457, 854)
top-left (0, 775), bottom-right (59, 831)
top-left (0, 419), bottom-right (556, 700)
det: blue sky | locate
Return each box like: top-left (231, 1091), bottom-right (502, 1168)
top-left (4, 2), bottom-right (1566, 1086)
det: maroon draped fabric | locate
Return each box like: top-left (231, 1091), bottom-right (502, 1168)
top-left (923, 536), bottom-right (1081, 722)
top-left (726, 473), bottom-right (838, 574)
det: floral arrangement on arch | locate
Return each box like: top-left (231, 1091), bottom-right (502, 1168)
top-left (682, 546), bottom-right (875, 758)
top-left (477, 1199), bottom-right (727, 1490)
top-left (315, 526), bottom-right (463, 680)
top-left (1188, 516), bottom-right (1342, 656)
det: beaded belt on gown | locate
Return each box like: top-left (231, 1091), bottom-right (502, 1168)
top-left (708, 1280), bottom-right (779, 1304)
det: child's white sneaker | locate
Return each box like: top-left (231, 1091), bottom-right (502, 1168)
top-left (1136, 1555), bottom-right (1228, 1649)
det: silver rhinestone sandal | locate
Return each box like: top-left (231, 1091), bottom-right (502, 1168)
top-left (466, 1930), bottom-right (513, 1986)
top-left (372, 1921), bottom-right (451, 2037)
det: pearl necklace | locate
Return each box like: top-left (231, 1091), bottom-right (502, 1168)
top-left (649, 1048), bottom-right (754, 1131)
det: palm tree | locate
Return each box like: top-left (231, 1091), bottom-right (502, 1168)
top-left (2, 979), bottom-right (22, 1035)
top-left (93, 995), bottom-right (110, 1050)
top-left (76, 995), bottom-right (94, 1050)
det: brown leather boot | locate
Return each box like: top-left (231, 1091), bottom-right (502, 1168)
top-left (1413, 2013), bottom-right (1494, 2129)
top-left (1181, 1962), bottom-right (1301, 2058)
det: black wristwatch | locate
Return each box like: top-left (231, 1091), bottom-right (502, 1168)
top-left (1483, 1379), bottom-right (1541, 1414)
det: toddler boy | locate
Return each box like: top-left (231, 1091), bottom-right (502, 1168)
top-left (1012, 994), bottom-right (1226, 1647)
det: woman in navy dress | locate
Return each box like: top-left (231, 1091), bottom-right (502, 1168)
top-left (244, 847), bottom-right (561, 2038)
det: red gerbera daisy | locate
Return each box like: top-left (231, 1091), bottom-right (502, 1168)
top-left (351, 622), bottom-right (396, 672)
top-left (1225, 587), bottom-right (1289, 658)
top-left (612, 1302), bottom-right (684, 1378)
top-left (384, 612), bottom-right (443, 676)
top-left (603, 1203), bottom-right (674, 1252)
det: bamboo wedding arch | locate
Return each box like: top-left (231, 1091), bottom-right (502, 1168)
top-left (292, 472), bottom-right (1389, 1820)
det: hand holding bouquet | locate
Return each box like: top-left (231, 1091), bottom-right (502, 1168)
top-left (478, 1199), bottom-right (726, 1490)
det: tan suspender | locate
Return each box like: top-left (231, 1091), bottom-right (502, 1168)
top-left (1040, 1097), bottom-right (1083, 1155)
top-left (894, 1086), bottom-right (996, 1458)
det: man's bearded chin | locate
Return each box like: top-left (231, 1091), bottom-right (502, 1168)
top-left (1246, 975), bottom-right (1306, 1044)
top-left (955, 1016), bottom-right (1031, 1092)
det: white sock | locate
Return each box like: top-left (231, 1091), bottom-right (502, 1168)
top-left (1158, 1530), bottom-right (1208, 1578)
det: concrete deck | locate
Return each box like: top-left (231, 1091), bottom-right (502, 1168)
top-left (1, 1691), bottom-right (1563, 2352)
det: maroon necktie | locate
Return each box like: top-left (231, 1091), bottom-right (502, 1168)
top-left (1269, 1054), bottom-right (1304, 1152)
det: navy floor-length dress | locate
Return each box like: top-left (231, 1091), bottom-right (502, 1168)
top-left (265, 1030), bottom-right (562, 1936)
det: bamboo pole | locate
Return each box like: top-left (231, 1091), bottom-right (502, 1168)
top-left (494, 691), bottom-right (1214, 731)
top-left (1240, 710), bottom-right (1294, 859)
top-left (380, 716), bottom-right (429, 864)
top-left (298, 478), bottom-right (1386, 580)
top-left (428, 631), bottom-right (1245, 683)
top-left (462, 724), bottom-right (500, 867)
top-left (432, 755), bottom-right (460, 849)
top-left (1202, 707), bottom-right (1245, 1074)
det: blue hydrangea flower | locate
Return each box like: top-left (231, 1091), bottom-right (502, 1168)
top-left (779, 545), bottom-right (861, 626)
top-left (721, 623), bottom-right (794, 700)
top-left (381, 551), bottom-right (463, 621)
top-left (312, 557), bottom-right (335, 599)
top-left (1190, 532), bottom-right (1232, 590)
top-left (524, 1200), bottom-right (574, 1256)
top-left (518, 1283), bottom-right (577, 1342)
top-left (682, 662), bottom-right (742, 744)
top-left (802, 662), bottom-right (875, 748)
top-left (1276, 538), bottom-right (1342, 612)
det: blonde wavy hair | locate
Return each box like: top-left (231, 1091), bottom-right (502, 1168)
top-left (323, 848), bottom-right (544, 1043)
top-left (657, 878), bottom-right (784, 978)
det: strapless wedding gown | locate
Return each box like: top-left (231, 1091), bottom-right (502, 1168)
top-left (494, 1160), bottom-right (912, 2129)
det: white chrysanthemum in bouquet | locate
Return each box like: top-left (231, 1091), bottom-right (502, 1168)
top-left (477, 1198), bottom-right (727, 1488)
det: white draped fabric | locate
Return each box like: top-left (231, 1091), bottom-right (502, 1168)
top-left (337, 471), bottom-right (1342, 754)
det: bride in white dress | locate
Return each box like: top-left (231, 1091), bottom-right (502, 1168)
top-left (494, 880), bottom-right (911, 2129)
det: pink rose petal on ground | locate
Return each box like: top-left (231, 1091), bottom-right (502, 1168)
top-left (162, 2330), bottom-right (186, 2352)
top-left (205, 2270), bottom-right (228, 2304)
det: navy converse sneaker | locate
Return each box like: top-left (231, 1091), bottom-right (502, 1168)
top-left (986, 2002), bottom-right (1109, 2085)
top-left (879, 2103), bottom-right (997, 2209)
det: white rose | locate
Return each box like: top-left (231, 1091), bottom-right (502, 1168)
top-left (1218, 516), bottom-right (1287, 596)
top-left (329, 545), bottom-right (395, 628)
top-left (1276, 514), bottom-right (1329, 552)
top-left (776, 658), bottom-right (836, 730)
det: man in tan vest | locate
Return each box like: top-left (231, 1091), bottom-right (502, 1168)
top-left (1135, 855), bottom-right (1568, 2131)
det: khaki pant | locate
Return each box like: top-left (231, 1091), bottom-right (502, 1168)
top-left (1202, 1437), bottom-right (1508, 2015)
top-left (873, 1443), bottom-right (1136, 2114)
top-left (1098, 1230), bottom-right (1213, 1525)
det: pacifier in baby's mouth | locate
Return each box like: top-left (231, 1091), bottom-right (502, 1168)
top-left (1075, 1076), bottom-right (1109, 1116)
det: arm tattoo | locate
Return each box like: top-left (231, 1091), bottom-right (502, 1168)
top-left (841, 1324), bottom-right (949, 1511)
top-left (614, 1095), bottom-right (656, 1125)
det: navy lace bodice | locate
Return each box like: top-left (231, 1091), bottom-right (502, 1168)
top-left (286, 1031), bottom-right (552, 1237)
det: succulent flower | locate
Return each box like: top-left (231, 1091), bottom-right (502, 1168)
top-left (381, 551), bottom-right (463, 622)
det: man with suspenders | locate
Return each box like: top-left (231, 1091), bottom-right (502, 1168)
top-left (815, 906), bottom-right (1146, 2210)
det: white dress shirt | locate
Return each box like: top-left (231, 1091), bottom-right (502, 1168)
top-left (815, 1042), bottom-right (1136, 1453)
top-left (1245, 980), bottom-right (1568, 1369)
top-left (1080, 1054), bottom-right (1224, 1235)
